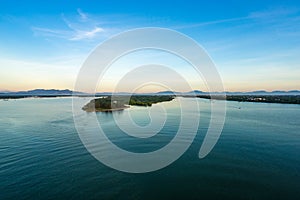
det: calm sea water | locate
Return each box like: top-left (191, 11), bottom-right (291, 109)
top-left (0, 97), bottom-right (299, 199)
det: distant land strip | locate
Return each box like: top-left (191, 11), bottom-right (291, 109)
top-left (196, 95), bottom-right (300, 104)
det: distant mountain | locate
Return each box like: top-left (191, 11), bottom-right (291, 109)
top-left (1, 89), bottom-right (300, 97)
top-left (288, 90), bottom-right (300, 93)
top-left (248, 90), bottom-right (300, 95)
top-left (247, 90), bottom-right (267, 94)
top-left (192, 90), bottom-right (204, 94)
top-left (184, 90), bottom-right (205, 95)
top-left (252, 90), bottom-right (267, 93)
top-left (1, 89), bottom-right (84, 96)
top-left (22, 89), bottom-right (73, 95)
top-left (226, 90), bottom-right (300, 95)
top-left (0, 90), bottom-right (11, 94)
top-left (156, 91), bottom-right (180, 95)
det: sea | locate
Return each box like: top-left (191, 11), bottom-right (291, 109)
top-left (0, 97), bottom-right (299, 199)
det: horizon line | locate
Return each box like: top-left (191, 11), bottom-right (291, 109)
top-left (1, 88), bottom-right (300, 94)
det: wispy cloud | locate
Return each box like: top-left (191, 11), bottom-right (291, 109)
top-left (61, 13), bottom-right (105, 40)
top-left (32, 27), bottom-right (71, 39)
top-left (174, 7), bottom-right (300, 30)
top-left (249, 7), bottom-right (299, 19)
top-left (173, 16), bottom-right (251, 29)
top-left (32, 8), bottom-right (106, 41)
top-left (77, 8), bottom-right (88, 21)
top-left (70, 27), bottom-right (104, 40)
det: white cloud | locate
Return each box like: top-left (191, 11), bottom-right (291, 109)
top-left (70, 27), bottom-right (104, 41)
top-left (32, 27), bottom-right (71, 39)
top-left (77, 8), bottom-right (88, 21)
top-left (32, 9), bottom-right (106, 41)
top-left (173, 16), bottom-right (251, 29)
top-left (174, 7), bottom-right (300, 30)
top-left (249, 7), bottom-right (299, 19)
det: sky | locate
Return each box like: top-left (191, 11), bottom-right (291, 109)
top-left (0, 0), bottom-right (300, 92)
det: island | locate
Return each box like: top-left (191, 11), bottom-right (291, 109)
top-left (82, 95), bottom-right (175, 112)
top-left (195, 95), bottom-right (300, 104)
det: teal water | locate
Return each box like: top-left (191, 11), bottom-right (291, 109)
top-left (0, 97), bottom-right (299, 199)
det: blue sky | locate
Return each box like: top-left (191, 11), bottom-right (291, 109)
top-left (0, 0), bottom-right (300, 92)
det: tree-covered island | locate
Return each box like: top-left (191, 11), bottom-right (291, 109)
top-left (82, 95), bottom-right (175, 112)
